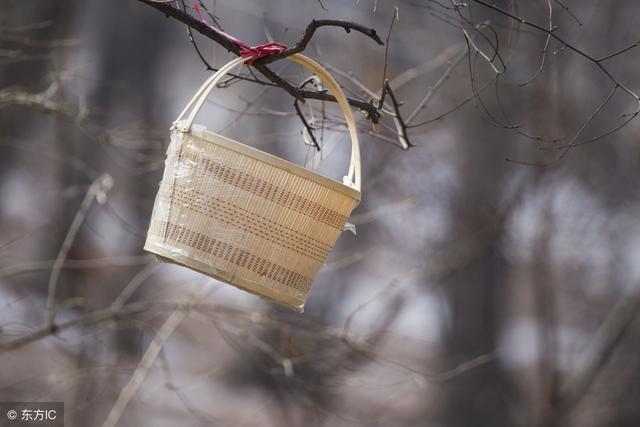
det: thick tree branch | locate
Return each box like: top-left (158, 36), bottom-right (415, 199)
top-left (139, 0), bottom-right (240, 53)
top-left (136, 0), bottom-right (382, 122)
top-left (256, 19), bottom-right (384, 65)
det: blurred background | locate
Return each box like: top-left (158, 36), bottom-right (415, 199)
top-left (2, 0), bottom-right (640, 426)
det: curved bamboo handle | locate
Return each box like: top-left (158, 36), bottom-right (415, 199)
top-left (172, 54), bottom-right (361, 192)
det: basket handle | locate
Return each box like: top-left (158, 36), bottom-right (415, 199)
top-left (172, 54), bottom-right (361, 193)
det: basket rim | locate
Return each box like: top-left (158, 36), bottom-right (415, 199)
top-left (188, 125), bottom-right (362, 201)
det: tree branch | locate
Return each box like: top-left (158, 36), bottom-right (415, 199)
top-left (382, 80), bottom-right (412, 149)
top-left (135, 0), bottom-right (382, 123)
top-left (256, 19), bottom-right (384, 65)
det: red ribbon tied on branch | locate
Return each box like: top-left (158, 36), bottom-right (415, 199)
top-left (194, 3), bottom-right (287, 64)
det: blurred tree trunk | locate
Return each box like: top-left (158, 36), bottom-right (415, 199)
top-left (435, 118), bottom-right (518, 427)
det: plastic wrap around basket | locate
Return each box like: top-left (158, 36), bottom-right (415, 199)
top-left (144, 54), bottom-right (362, 312)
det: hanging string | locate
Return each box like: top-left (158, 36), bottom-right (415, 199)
top-left (194, 2), bottom-right (287, 64)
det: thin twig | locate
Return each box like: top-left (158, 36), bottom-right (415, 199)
top-left (343, 280), bottom-right (400, 338)
top-left (406, 47), bottom-right (467, 123)
top-left (467, 0), bottom-right (640, 102)
top-left (378, 7), bottom-right (399, 110)
top-left (383, 80), bottom-right (413, 149)
top-left (294, 100), bottom-right (320, 151)
top-left (518, 0), bottom-right (553, 87)
top-left (551, 84), bottom-right (618, 163)
top-left (552, 0), bottom-right (582, 26)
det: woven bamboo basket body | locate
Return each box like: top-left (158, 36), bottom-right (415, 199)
top-left (144, 54), bottom-right (361, 311)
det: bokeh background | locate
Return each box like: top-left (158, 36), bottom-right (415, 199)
top-left (2, 1), bottom-right (640, 426)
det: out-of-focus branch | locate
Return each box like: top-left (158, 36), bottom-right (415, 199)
top-left (0, 255), bottom-right (153, 279)
top-left (0, 86), bottom-right (74, 115)
top-left (46, 174), bottom-right (113, 328)
top-left (0, 300), bottom-right (224, 353)
top-left (561, 288), bottom-right (640, 409)
top-left (102, 285), bottom-right (209, 427)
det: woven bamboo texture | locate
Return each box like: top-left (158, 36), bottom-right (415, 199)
top-left (145, 54), bottom-right (361, 311)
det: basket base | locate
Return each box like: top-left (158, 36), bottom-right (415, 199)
top-left (144, 241), bottom-right (305, 313)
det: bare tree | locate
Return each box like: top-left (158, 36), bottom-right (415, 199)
top-left (3, 1), bottom-right (640, 426)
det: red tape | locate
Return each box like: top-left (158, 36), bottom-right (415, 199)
top-left (194, 3), bottom-right (287, 64)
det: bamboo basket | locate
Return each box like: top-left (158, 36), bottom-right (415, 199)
top-left (144, 54), bottom-right (361, 312)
